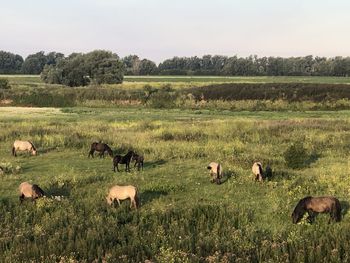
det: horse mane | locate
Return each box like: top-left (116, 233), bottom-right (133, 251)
top-left (295, 196), bottom-right (312, 212)
top-left (28, 141), bottom-right (36, 151)
top-left (32, 184), bottom-right (45, 196)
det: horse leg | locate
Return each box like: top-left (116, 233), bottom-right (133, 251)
top-left (116, 163), bottom-right (120, 172)
top-left (88, 149), bottom-right (94, 158)
top-left (19, 194), bottom-right (24, 204)
top-left (307, 210), bottom-right (315, 223)
top-left (116, 199), bottom-right (121, 206)
top-left (12, 147), bottom-right (16, 157)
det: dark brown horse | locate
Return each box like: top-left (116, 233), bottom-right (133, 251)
top-left (113, 151), bottom-right (134, 172)
top-left (88, 142), bottom-right (113, 158)
top-left (132, 153), bottom-right (144, 171)
top-left (292, 196), bottom-right (341, 224)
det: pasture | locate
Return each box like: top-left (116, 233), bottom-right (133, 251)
top-left (0, 107), bottom-right (350, 262)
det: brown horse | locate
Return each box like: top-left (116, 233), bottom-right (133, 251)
top-left (132, 153), bottom-right (144, 171)
top-left (113, 151), bottom-right (134, 172)
top-left (19, 182), bottom-right (45, 203)
top-left (88, 142), bottom-right (113, 158)
top-left (292, 196), bottom-right (341, 224)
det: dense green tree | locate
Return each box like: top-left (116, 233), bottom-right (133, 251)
top-left (138, 59), bottom-right (158, 75)
top-left (0, 51), bottom-right (23, 74)
top-left (122, 55), bottom-right (140, 75)
top-left (41, 50), bottom-right (124, 86)
top-left (21, 51), bottom-right (48, 74)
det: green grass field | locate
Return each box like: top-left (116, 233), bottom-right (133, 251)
top-left (3, 74), bottom-right (350, 88)
top-left (1, 107), bottom-right (350, 262)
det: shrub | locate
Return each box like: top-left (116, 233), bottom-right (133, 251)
top-left (284, 142), bottom-right (309, 169)
top-left (0, 78), bottom-right (10, 89)
top-left (148, 85), bottom-right (178, 108)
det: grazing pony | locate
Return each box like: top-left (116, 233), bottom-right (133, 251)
top-left (113, 151), bottom-right (134, 172)
top-left (132, 153), bottom-right (144, 171)
top-left (106, 185), bottom-right (139, 209)
top-left (12, 140), bottom-right (37, 157)
top-left (207, 162), bottom-right (223, 184)
top-left (292, 196), bottom-right (341, 224)
top-left (19, 182), bottom-right (45, 203)
top-left (88, 142), bottom-right (113, 158)
top-left (252, 162), bottom-right (264, 182)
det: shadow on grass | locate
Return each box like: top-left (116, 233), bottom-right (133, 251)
top-left (46, 180), bottom-right (72, 197)
top-left (340, 200), bottom-right (349, 218)
top-left (141, 189), bottom-right (168, 205)
top-left (304, 152), bottom-right (321, 167)
top-left (38, 147), bottom-right (57, 154)
top-left (266, 169), bottom-right (296, 181)
top-left (217, 170), bottom-right (236, 184)
top-left (145, 159), bottom-right (167, 168)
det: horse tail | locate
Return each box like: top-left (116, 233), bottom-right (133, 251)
top-left (334, 199), bottom-right (342, 222)
top-left (135, 187), bottom-right (140, 209)
top-left (217, 164), bottom-right (221, 178)
top-left (258, 163), bottom-right (263, 177)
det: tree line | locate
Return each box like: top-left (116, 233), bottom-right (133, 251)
top-left (1, 50), bottom-right (350, 79)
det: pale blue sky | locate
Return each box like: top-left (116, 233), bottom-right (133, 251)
top-left (1, 0), bottom-right (350, 62)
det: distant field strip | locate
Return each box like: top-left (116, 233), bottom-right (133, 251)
top-left (2, 74), bottom-right (350, 85)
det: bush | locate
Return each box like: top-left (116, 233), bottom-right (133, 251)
top-left (284, 142), bottom-right (309, 169)
top-left (0, 78), bottom-right (10, 89)
top-left (148, 85), bottom-right (178, 108)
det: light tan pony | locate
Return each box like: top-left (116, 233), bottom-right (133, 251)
top-left (252, 162), bottom-right (264, 182)
top-left (106, 185), bottom-right (140, 209)
top-left (207, 162), bottom-right (223, 184)
top-left (19, 182), bottom-right (45, 203)
top-left (12, 140), bottom-right (37, 157)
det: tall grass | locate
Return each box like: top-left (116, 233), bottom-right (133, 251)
top-left (0, 108), bottom-right (350, 262)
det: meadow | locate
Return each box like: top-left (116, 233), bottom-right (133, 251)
top-left (0, 106), bottom-right (350, 262)
top-left (2, 75), bottom-right (350, 111)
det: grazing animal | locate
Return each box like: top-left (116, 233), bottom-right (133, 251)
top-left (207, 162), bottom-right (223, 184)
top-left (132, 153), bottom-right (144, 171)
top-left (106, 185), bottom-right (139, 209)
top-left (252, 162), bottom-right (264, 182)
top-left (88, 142), bottom-right (113, 158)
top-left (113, 151), bottom-right (135, 172)
top-left (292, 196), bottom-right (341, 224)
top-left (19, 182), bottom-right (45, 203)
top-left (12, 140), bottom-right (37, 157)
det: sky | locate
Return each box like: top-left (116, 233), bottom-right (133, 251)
top-left (1, 0), bottom-right (350, 63)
